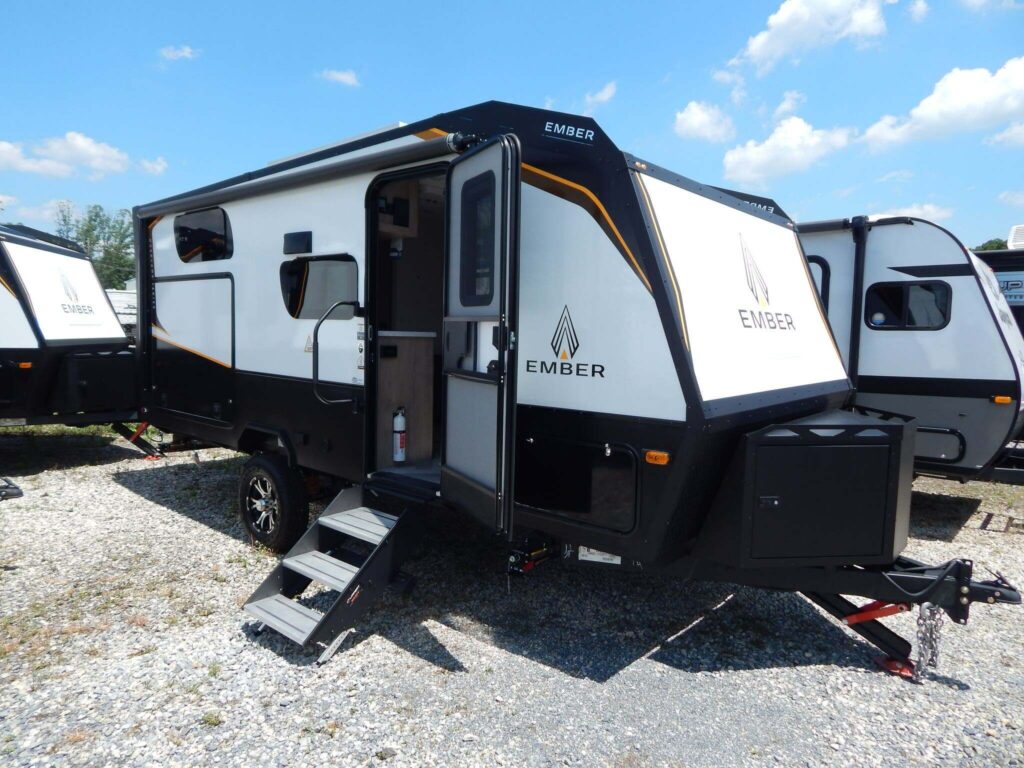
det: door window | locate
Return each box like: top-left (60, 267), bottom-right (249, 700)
top-left (459, 171), bottom-right (496, 307)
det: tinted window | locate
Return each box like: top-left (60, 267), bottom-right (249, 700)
top-left (280, 256), bottom-right (358, 320)
top-left (459, 171), bottom-right (496, 307)
top-left (174, 208), bottom-right (232, 262)
top-left (866, 282), bottom-right (950, 330)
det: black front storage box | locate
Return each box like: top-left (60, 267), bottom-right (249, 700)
top-left (696, 409), bottom-right (915, 568)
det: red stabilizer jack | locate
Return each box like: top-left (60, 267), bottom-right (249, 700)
top-left (843, 600), bottom-right (911, 626)
top-left (874, 655), bottom-right (915, 679)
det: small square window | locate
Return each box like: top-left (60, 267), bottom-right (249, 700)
top-left (866, 281), bottom-right (950, 330)
top-left (174, 208), bottom-right (232, 262)
top-left (280, 256), bottom-right (358, 320)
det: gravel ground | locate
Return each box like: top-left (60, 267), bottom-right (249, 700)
top-left (1, 428), bottom-right (1023, 767)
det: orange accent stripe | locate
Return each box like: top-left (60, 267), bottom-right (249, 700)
top-left (0, 275), bottom-right (14, 297)
top-left (147, 215), bottom-right (163, 231)
top-left (522, 163), bottom-right (651, 292)
top-left (635, 173), bottom-right (688, 347)
top-left (152, 328), bottom-right (231, 368)
top-left (415, 127), bottom-right (448, 140)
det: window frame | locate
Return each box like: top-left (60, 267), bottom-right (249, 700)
top-left (173, 207), bottom-right (233, 263)
top-left (864, 279), bottom-right (952, 332)
top-left (279, 253), bottom-right (359, 321)
top-left (458, 170), bottom-right (497, 308)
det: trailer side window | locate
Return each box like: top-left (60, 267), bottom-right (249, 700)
top-left (280, 256), bottom-right (358, 320)
top-left (174, 208), bottom-right (232, 262)
top-left (459, 171), bottom-right (496, 307)
top-left (865, 281), bottom-right (951, 330)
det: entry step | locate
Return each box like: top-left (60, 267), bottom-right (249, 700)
top-left (284, 550), bottom-right (359, 592)
top-left (319, 507), bottom-right (397, 545)
top-left (244, 594), bottom-right (321, 645)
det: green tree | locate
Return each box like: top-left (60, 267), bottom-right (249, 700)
top-left (54, 200), bottom-right (76, 242)
top-left (93, 209), bottom-right (134, 289)
top-left (975, 238), bottom-right (1008, 251)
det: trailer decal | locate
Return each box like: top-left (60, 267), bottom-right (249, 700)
top-left (521, 163), bottom-right (651, 292)
top-left (152, 328), bottom-right (232, 368)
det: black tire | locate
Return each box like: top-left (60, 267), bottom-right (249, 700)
top-left (238, 453), bottom-right (308, 553)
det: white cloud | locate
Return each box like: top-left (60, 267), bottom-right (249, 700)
top-left (673, 102), bottom-right (736, 143)
top-left (0, 194), bottom-right (15, 212)
top-left (988, 122), bottom-right (1024, 145)
top-left (877, 169), bottom-right (914, 182)
top-left (723, 116), bottom-right (854, 187)
top-left (999, 190), bottom-right (1024, 207)
top-left (868, 202), bottom-right (953, 220)
top-left (160, 45), bottom-right (197, 61)
top-left (735, 0), bottom-right (896, 75)
top-left (543, 96), bottom-right (555, 110)
top-left (773, 90), bottom-right (806, 120)
top-left (0, 141), bottom-right (72, 176)
top-left (583, 81), bottom-right (616, 115)
top-left (863, 56), bottom-right (1024, 150)
top-left (13, 199), bottom-right (69, 224)
top-left (713, 69), bottom-right (747, 105)
top-left (35, 131), bottom-right (130, 180)
top-left (909, 0), bottom-right (930, 20)
top-left (139, 156), bottom-right (168, 175)
top-left (319, 69), bottom-right (360, 87)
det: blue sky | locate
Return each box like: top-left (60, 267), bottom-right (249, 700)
top-left (1, 0), bottom-right (1022, 246)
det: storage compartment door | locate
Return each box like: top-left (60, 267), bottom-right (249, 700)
top-left (151, 276), bottom-right (234, 422)
top-left (441, 135), bottom-right (521, 532)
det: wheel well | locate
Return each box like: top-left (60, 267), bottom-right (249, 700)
top-left (237, 426), bottom-right (296, 465)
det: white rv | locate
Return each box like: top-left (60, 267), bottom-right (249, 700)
top-left (799, 216), bottom-right (1024, 483)
top-left (0, 226), bottom-right (137, 427)
top-left (134, 103), bottom-right (1017, 670)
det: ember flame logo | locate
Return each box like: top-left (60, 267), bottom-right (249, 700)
top-left (550, 305), bottom-right (580, 360)
top-left (741, 234), bottom-right (769, 308)
top-left (60, 270), bottom-right (79, 303)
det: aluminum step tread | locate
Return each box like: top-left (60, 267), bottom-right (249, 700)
top-left (244, 594), bottom-right (321, 645)
top-left (319, 507), bottom-right (397, 544)
top-left (284, 550), bottom-right (359, 592)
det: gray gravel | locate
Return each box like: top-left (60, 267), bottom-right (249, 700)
top-left (1, 427), bottom-right (1023, 767)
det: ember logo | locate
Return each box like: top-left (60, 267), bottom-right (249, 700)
top-left (737, 235), bottom-right (795, 332)
top-left (741, 234), bottom-right (769, 308)
top-left (527, 305), bottom-right (605, 378)
top-left (550, 305), bottom-right (580, 360)
top-left (58, 269), bottom-right (94, 316)
top-left (60, 271), bottom-right (79, 303)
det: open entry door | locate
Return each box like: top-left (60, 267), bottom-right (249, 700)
top-left (440, 135), bottom-right (521, 533)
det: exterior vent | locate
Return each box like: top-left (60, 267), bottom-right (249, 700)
top-left (1009, 224), bottom-right (1024, 250)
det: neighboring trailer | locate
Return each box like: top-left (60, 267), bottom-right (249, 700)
top-left (0, 226), bottom-right (137, 427)
top-left (135, 103), bottom-right (1018, 673)
top-left (799, 217), bottom-right (1024, 482)
top-left (975, 248), bottom-right (1024, 333)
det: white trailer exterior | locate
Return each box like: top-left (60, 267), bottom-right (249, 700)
top-left (800, 216), bottom-right (1024, 480)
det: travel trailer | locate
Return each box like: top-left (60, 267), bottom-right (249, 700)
top-left (798, 216), bottom-right (1024, 484)
top-left (134, 102), bottom-right (1017, 673)
top-left (0, 226), bottom-right (138, 428)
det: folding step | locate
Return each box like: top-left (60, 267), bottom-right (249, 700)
top-left (319, 507), bottom-right (397, 545)
top-left (244, 594), bottom-right (321, 645)
top-left (284, 550), bottom-right (358, 592)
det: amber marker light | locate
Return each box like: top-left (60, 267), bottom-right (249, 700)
top-left (645, 450), bottom-right (671, 466)
top-left (16, 362), bottom-right (32, 369)
top-left (993, 395), bottom-right (1013, 405)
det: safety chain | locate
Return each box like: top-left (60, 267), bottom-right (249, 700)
top-left (914, 602), bottom-right (943, 682)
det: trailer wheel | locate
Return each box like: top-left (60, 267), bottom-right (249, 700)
top-left (238, 454), bottom-right (308, 553)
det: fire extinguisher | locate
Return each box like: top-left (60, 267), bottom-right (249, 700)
top-left (393, 407), bottom-right (407, 463)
